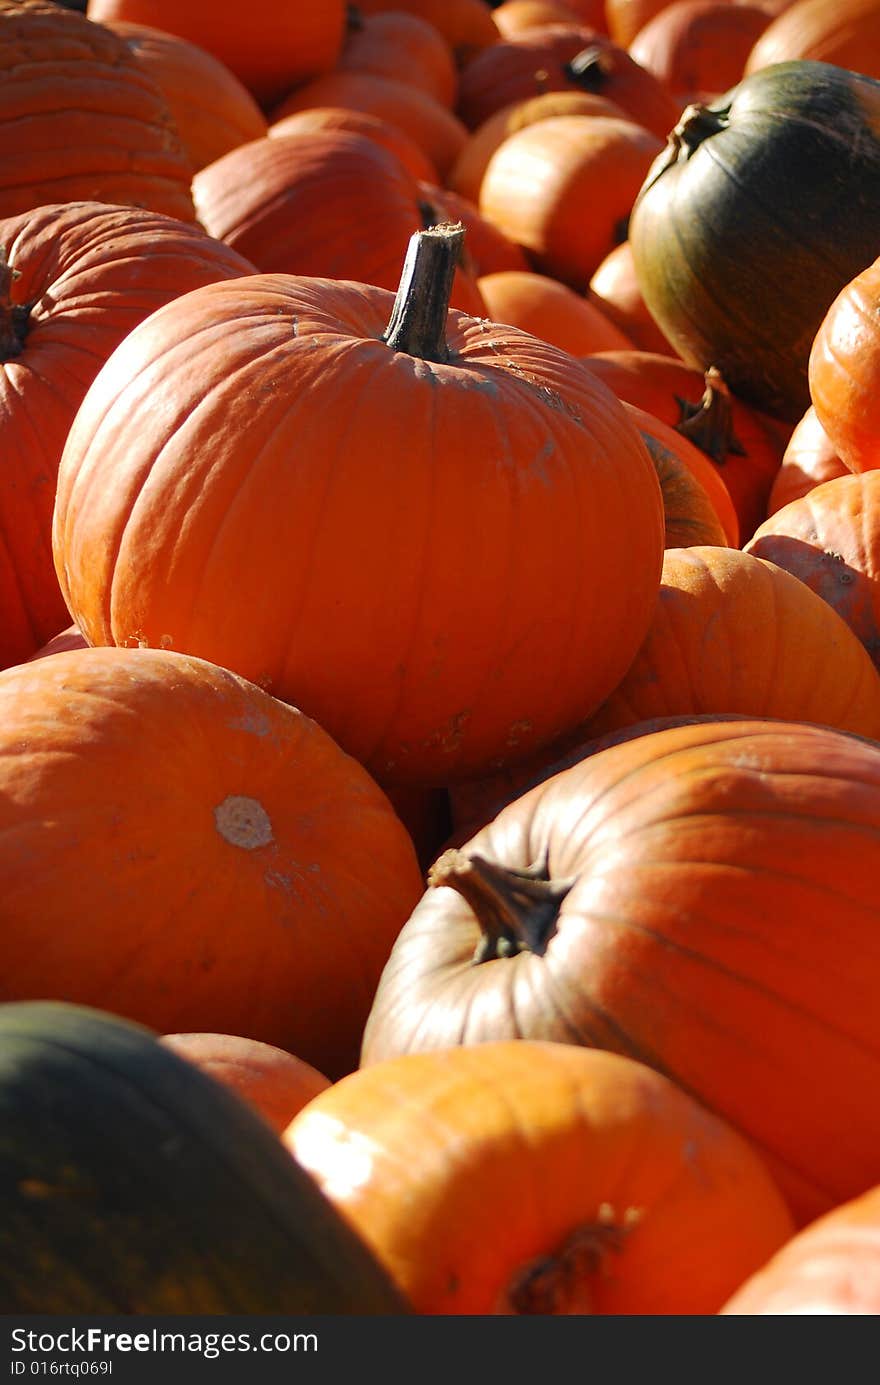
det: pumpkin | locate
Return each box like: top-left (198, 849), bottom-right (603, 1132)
top-left (629, 61), bottom-right (880, 422)
top-left (476, 269), bottom-right (634, 353)
top-left (269, 105), bottom-right (439, 185)
top-left (86, 0), bottom-right (346, 107)
top-left (26, 625), bottom-right (89, 662)
top-left (457, 28), bottom-right (681, 136)
top-left (448, 89), bottom-right (630, 203)
top-left (0, 1001), bottom-right (407, 1312)
top-left (287, 1041), bottom-right (793, 1314)
top-left (588, 241), bottom-right (678, 357)
top-left (270, 72), bottom-right (468, 180)
top-left (0, 647), bottom-right (422, 1078)
top-left (53, 225), bottom-right (664, 785)
top-left (623, 402), bottom-right (740, 545)
top-left (579, 545), bottom-right (880, 740)
top-left (766, 405), bottom-right (848, 515)
top-left (160, 1032), bottom-right (330, 1134)
top-left (418, 185), bottom-right (529, 277)
top-left (746, 472), bottom-right (880, 670)
top-left (581, 351), bottom-right (781, 540)
top-left (745, 0), bottom-right (880, 80)
top-left (192, 131), bottom-right (484, 310)
top-left (0, 0), bottom-right (194, 221)
top-left (632, 416), bottom-right (729, 549)
top-left (102, 20), bottom-right (267, 172)
top-left (339, 9), bottom-right (458, 109)
top-left (362, 716), bottom-right (880, 1225)
top-left (0, 200), bottom-right (255, 672)
top-left (605, 0), bottom-right (678, 45)
top-left (479, 114), bottom-right (664, 291)
top-left (629, 0), bottom-right (770, 107)
top-left (722, 1183), bottom-right (880, 1314)
top-left (492, 0), bottom-right (593, 37)
top-left (808, 253), bottom-right (880, 475)
top-left (351, 0), bottom-right (500, 67)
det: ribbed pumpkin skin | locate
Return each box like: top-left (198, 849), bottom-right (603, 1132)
top-left (0, 200), bottom-right (255, 672)
top-left (746, 472), bottom-right (880, 670)
top-left (629, 61), bottom-right (880, 422)
top-left (192, 132), bottom-right (484, 309)
top-left (52, 273), bottom-right (664, 785)
top-left (745, 0), bottom-right (880, 80)
top-left (0, 1), bottom-right (195, 221)
top-left (581, 546), bottom-right (880, 740)
top-left (809, 255), bottom-right (880, 474)
top-left (105, 20), bottom-right (268, 172)
top-left (722, 1184), bottom-right (880, 1314)
top-left (87, 0), bottom-right (346, 107)
top-left (766, 405), bottom-right (848, 514)
top-left (362, 718), bottom-right (880, 1224)
top-left (160, 1032), bottom-right (331, 1134)
top-left (268, 107), bottom-right (439, 186)
top-left (0, 1002), bottom-right (408, 1313)
top-left (0, 648), bottom-right (423, 1078)
top-left (287, 1042), bottom-right (794, 1314)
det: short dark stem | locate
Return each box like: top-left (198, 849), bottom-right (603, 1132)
top-left (0, 247), bottom-right (28, 360)
top-left (428, 848), bottom-right (574, 963)
top-left (382, 223), bottom-right (464, 364)
top-left (675, 366), bottom-right (745, 465)
top-left (672, 101), bottom-right (729, 156)
top-left (564, 45), bottom-right (613, 94)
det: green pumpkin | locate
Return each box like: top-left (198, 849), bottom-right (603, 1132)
top-left (0, 1001), bottom-right (409, 1313)
top-left (629, 60), bottom-right (880, 422)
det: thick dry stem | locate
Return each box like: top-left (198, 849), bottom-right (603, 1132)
top-left (428, 847), bottom-right (575, 963)
top-left (0, 247), bottom-right (28, 361)
top-left (382, 222), bottom-right (465, 364)
top-left (675, 366), bottom-right (745, 465)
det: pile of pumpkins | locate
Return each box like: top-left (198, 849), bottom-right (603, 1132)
top-left (4, 0), bottom-right (880, 1315)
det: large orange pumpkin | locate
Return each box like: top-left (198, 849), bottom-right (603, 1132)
top-left (0, 647), bottom-right (422, 1079)
top-left (808, 252), bottom-right (880, 474)
top-left (361, 717), bottom-right (880, 1225)
top-left (0, 0), bottom-right (194, 221)
top-left (268, 106), bottom-right (439, 185)
top-left (0, 200), bottom-right (255, 672)
top-left (53, 225), bottom-right (664, 785)
top-left (351, 0), bottom-right (500, 67)
top-left (629, 0), bottom-right (770, 106)
top-left (745, 0), bottom-right (880, 80)
top-left (86, 0), bottom-right (346, 107)
top-left (338, 9), bottom-right (458, 109)
top-left (286, 1041), bottom-right (793, 1314)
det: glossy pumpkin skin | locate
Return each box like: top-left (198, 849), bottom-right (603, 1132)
top-left (287, 1041), bottom-right (793, 1314)
top-left (766, 405), bottom-right (848, 514)
top-left (0, 1002), bottom-right (408, 1313)
top-left (338, 10), bottom-right (458, 109)
top-left (581, 350), bottom-right (782, 540)
top-left (476, 269), bottom-right (633, 354)
top-left (629, 0), bottom-right (770, 106)
top-left (480, 114), bottom-right (664, 291)
top-left (629, 61), bottom-right (880, 422)
top-left (105, 20), bottom-right (268, 172)
top-left (52, 266), bottom-right (664, 785)
top-left (0, 648), bottom-right (423, 1078)
top-left (588, 241), bottom-right (678, 357)
top-left (0, 1), bottom-right (194, 221)
top-left (580, 546), bottom-right (880, 740)
top-left (269, 106), bottom-right (439, 184)
top-left (160, 1032), bottom-right (331, 1134)
top-left (86, 0), bottom-right (346, 107)
top-left (352, 0), bottom-right (501, 67)
top-left (745, 0), bottom-right (880, 81)
top-left (722, 1183), bottom-right (880, 1314)
top-left (362, 717), bottom-right (880, 1225)
top-left (808, 254), bottom-right (880, 474)
top-left (0, 200), bottom-right (255, 672)
top-left (746, 472), bottom-right (880, 670)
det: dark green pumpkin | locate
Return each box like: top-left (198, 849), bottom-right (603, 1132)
top-left (629, 60), bottom-right (880, 422)
top-left (0, 1002), bottom-right (408, 1313)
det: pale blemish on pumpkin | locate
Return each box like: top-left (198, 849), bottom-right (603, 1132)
top-left (214, 794), bottom-right (273, 849)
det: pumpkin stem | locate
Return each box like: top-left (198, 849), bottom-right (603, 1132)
top-left (675, 366), bottom-right (746, 465)
top-left (504, 1212), bottom-right (639, 1314)
top-left (428, 847), bottom-right (575, 963)
top-left (563, 45), bottom-right (614, 94)
top-left (672, 101), bottom-right (728, 157)
top-left (382, 222), bottom-right (464, 364)
top-left (0, 247), bottom-right (29, 360)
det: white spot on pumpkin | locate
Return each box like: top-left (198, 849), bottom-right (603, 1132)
top-left (214, 795), bottom-right (273, 849)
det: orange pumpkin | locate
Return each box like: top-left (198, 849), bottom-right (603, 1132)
top-left (588, 241), bottom-right (678, 357)
top-left (86, 0), bottom-right (346, 107)
top-left (418, 185), bottom-right (529, 277)
top-left (268, 106), bottom-right (439, 185)
top-left (623, 402), bottom-right (740, 544)
top-left (0, 1), bottom-right (194, 221)
top-left (53, 225), bottom-right (664, 785)
top-left (160, 1032), bottom-right (331, 1134)
top-left (0, 647), bottom-right (422, 1078)
top-left (745, 0), bottom-right (880, 79)
top-left (362, 716), bottom-right (880, 1225)
top-left (26, 625), bottom-right (89, 663)
top-left (286, 1042), bottom-right (793, 1314)
top-left (766, 405), bottom-right (849, 515)
top-left (476, 269), bottom-right (634, 353)
top-left (629, 0), bottom-right (770, 106)
top-left (338, 9), bottom-right (458, 109)
top-left (746, 471), bottom-right (880, 670)
top-left (634, 419), bottom-right (729, 549)
top-left (809, 253), bottom-right (880, 474)
top-left (492, 0), bottom-right (591, 38)
top-left (351, 0), bottom-right (501, 67)
top-left (0, 200), bottom-right (254, 672)
top-left (580, 545), bottom-right (880, 740)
